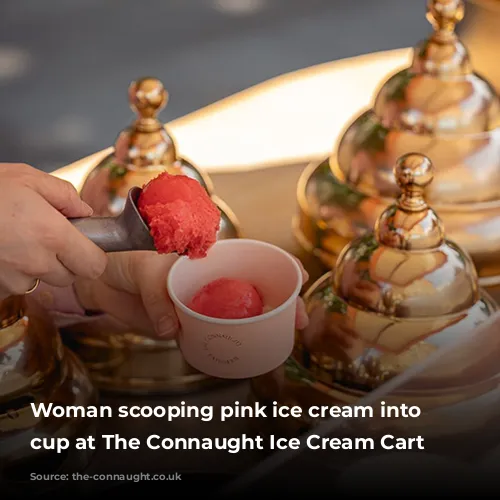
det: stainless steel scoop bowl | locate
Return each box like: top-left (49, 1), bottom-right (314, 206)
top-left (70, 187), bottom-right (155, 252)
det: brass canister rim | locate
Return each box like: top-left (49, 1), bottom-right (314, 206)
top-left (292, 347), bottom-right (499, 405)
top-left (338, 106), bottom-right (500, 144)
top-left (296, 157), bottom-right (500, 218)
top-left (303, 270), bottom-right (497, 321)
top-left (95, 150), bottom-right (215, 192)
top-left (292, 208), bottom-right (500, 288)
top-left (210, 194), bottom-right (244, 238)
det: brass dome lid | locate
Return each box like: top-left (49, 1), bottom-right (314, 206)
top-left (80, 76), bottom-right (215, 215)
top-left (373, 0), bottom-right (500, 136)
top-left (333, 0), bottom-right (500, 204)
top-left (333, 153), bottom-right (479, 317)
top-left (294, 155), bottom-right (497, 394)
top-left (80, 75), bottom-right (241, 252)
top-left (294, 0), bottom-right (500, 285)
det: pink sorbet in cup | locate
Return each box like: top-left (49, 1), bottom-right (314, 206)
top-left (188, 278), bottom-right (264, 319)
top-left (167, 239), bottom-right (302, 379)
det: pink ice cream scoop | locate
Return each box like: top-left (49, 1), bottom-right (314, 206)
top-left (188, 278), bottom-right (264, 319)
top-left (137, 172), bottom-right (220, 259)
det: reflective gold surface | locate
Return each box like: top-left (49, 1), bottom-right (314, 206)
top-left (460, 0), bottom-right (500, 92)
top-left (53, 48), bottom-right (412, 187)
top-left (295, 0), bottom-right (500, 292)
top-left (333, 153), bottom-right (480, 318)
top-left (254, 153), bottom-right (498, 436)
top-left (0, 296), bottom-right (97, 485)
top-left (75, 77), bottom-right (240, 394)
top-left (42, 44), bottom-right (500, 452)
top-left (80, 77), bottom-right (236, 228)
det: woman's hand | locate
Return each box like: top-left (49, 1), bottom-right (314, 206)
top-left (75, 251), bottom-right (180, 338)
top-left (0, 163), bottom-right (107, 299)
top-left (74, 251), bottom-right (310, 339)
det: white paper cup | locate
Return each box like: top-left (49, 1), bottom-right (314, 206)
top-left (167, 239), bottom-right (302, 379)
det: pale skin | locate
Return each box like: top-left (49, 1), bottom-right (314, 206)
top-left (74, 252), bottom-right (310, 339)
top-left (0, 163), bottom-right (309, 337)
top-left (0, 163), bottom-right (107, 299)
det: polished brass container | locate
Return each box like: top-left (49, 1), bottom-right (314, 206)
top-left (80, 77), bottom-right (240, 236)
top-left (0, 295), bottom-right (97, 491)
top-left (460, 0), bottom-right (500, 91)
top-left (253, 154), bottom-right (498, 437)
top-left (74, 77), bottom-right (241, 394)
top-left (294, 0), bottom-right (500, 297)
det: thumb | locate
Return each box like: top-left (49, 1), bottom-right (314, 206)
top-left (30, 173), bottom-right (93, 218)
top-left (137, 255), bottom-right (179, 339)
top-left (131, 253), bottom-right (179, 338)
top-left (98, 252), bottom-right (179, 338)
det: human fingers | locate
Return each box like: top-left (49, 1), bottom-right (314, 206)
top-left (99, 252), bottom-right (179, 338)
top-left (301, 306), bottom-right (332, 349)
top-left (289, 255), bottom-right (309, 329)
top-left (20, 166), bottom-right (93, 218)
top-left (0, 267), bottom-right (41, 298)
top-left (0, 236), bottom-right (76, 288)
top-left (13, 196), bottom-right (107, 281)
top-left (52, 218), bottom-right (108, 280)
top-left (76, 278), bottom-right (156, 337)
top-left (129, 253), bottom-right (179, 339)
top-left (34, 257), bottom-right (76, 288)
top-left (96, 251), bottom-right (149, 295)
top-left (295, 297), bottom-right (309, 330)
top-left (290, 255), bottom-right (309, 285)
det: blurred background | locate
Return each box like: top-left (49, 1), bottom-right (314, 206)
top-left (0, 0), bottom-right (428, 172)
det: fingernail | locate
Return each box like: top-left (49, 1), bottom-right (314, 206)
top-left (82, 202), bottom-right (93, 216)
top-left (157, 315), bottom-right (178, 338)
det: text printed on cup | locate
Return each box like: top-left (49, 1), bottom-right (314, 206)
top-left (203, 333), bottom-right (242, 364)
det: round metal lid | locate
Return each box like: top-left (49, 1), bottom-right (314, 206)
top-left (373, 0), bottom-right (500, 135)
top-left (332, 153), bottom-right (480, 317)
top-left (332, 0), bottom-right (500, 205)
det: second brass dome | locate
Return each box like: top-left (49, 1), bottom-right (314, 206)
top-left (297, 153), bottom-right (496, 393)
top-left (295, 0), bottom-right (500, 290)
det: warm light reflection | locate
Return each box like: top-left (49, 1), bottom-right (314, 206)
top-left (53, 48), bottom-right (411, 188)
top-left (213, 0), bottom-right (266, 16)
top-left (0, 46), bottom-right (31, 81)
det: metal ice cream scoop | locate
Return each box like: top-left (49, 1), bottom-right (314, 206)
top-left (70, 187), bottom-right (156, 252)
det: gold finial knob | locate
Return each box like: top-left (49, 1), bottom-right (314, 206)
top-left (128, 77), bottom-right (168, 129)
top-left (395, 153), bottom-right (433, 212)
top-left (374, 153), bottom-right (443, 249)
top-left (426, 0), bottom-right (464, 36)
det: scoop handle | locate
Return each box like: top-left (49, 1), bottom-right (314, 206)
top-left (70, 217), bottom-right (132, 252)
